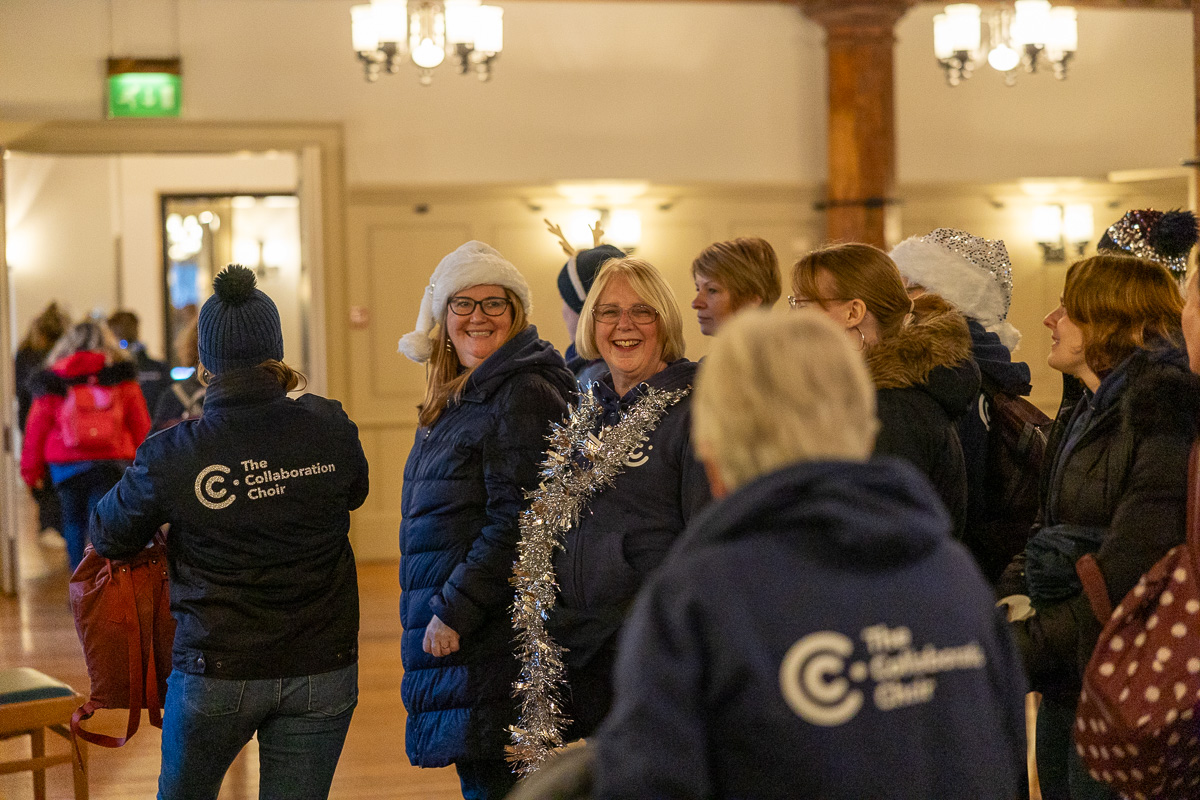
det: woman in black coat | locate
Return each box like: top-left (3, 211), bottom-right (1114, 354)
top-left (789, 243), bottom-right (979, 538)
top-left (396, 242), bottom-right (575, 800)
top-left (999, 254), bottom-right (1192, 800)
top-left (92, 266), bottom-right (369, 800)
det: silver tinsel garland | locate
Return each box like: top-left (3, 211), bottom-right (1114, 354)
top-left (507, 386), bottom-right (690, 775)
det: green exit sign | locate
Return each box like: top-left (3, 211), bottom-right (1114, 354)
top-left (106, 59), bottom-right (182, 119)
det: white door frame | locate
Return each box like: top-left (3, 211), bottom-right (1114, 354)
top-left (0, 121), bottom-right (349, 595)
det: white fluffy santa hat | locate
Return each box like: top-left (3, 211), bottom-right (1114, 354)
top-left (397, 241), bottom-right (532, 363)
top-left (890, 228), bottom-right (1021, 351)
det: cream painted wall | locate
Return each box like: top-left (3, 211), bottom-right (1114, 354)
top-left (0, 1), bottom-right (1191, 186)
top-left (6, 153), bottom-right (298, 358)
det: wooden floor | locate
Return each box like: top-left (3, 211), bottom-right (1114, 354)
top-left (0, 491), bottom-right (463, 800)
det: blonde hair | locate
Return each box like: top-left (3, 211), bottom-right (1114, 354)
top-left (692, 237), bottom-right (782, 308)
top-left (46, 319), bottom-right (130, 366)
top-left (1064, 254), bottom-right (1184, 375)
top-left (693, 309), bottom-right (879, 491)
top-left (791, 243), bottom-right (912, 340)
top-left (576, 258), bottom-right (686, 363)
top-left (418, 287), bottom-right (528, 427)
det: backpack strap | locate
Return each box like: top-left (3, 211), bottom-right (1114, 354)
top-left (1077, 553), bottom-right (1113, 623)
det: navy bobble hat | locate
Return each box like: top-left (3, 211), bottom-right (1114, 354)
top-left (198, 264), bottom-right (284, 374)
top-left (557, 244), bottom-right (626, 313)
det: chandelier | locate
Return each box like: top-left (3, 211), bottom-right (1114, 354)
top-left (351, 0), bottom-right (503, 85)
top-left (934, 1), bottom-right (1077, 87)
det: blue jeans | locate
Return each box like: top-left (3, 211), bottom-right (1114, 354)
top-left (159, 664), bottom-right (358, 800)
top-left (54, 463), bottom-right (123, 570)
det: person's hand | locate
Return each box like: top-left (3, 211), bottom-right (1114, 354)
top-left (423, 614), bottom-right (461, 658)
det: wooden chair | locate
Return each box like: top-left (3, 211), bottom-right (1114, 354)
top-left (0, 667), bottom-right (88, 800)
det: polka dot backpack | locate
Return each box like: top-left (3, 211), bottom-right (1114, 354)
top-left (1074, 443), bottom-right (1200, 799)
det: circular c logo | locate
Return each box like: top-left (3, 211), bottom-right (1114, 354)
top-left (195, 464), bottom-right (236, 510)
top-left (780, 631), bottom-right (863, 726)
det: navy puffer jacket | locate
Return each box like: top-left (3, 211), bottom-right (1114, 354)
top-left (399, 326), bottom-right (574, 768)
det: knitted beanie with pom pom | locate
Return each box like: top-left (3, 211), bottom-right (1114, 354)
top-left (198, 264), bottom-right (284, 374)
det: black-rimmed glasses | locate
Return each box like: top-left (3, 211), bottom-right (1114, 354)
top-left (592, 304), bottom-right (659, 325)
top-left (448, 296), bottom-right (511, 316)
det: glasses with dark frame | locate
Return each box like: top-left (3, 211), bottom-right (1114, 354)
top-left (448, 296), bottom-right (511, 316)
top-left (592, 304), bottom-right (659, 325)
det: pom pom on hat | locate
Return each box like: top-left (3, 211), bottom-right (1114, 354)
top-left (212, 264), bottom-right (259, 306)
top-left (1099, 209), bottom-right (1199, 281)
top-left (891, 229), bottom-right (1020, 350)
top-left (198, 264), bottom-right (285, 374)
top-left (557, 245), bottom-right (625, 313)
top-left (398, 241), bottom-right (532, 364)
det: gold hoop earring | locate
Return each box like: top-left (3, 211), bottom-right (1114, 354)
top-left (854, 326), bottom-right (866, 352)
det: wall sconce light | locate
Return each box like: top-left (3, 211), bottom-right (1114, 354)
top-left (1031, 202), bottom-right (1092, 262)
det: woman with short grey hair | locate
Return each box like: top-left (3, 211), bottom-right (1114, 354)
top-left (588, 309), bottom-right (1027, 799)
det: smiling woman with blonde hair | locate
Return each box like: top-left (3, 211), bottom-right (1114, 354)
top-left (510, 256), bottom-right (711, 772)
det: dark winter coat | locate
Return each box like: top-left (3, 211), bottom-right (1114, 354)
top-left (20, 351), bottom-right (151, 486)
top-left (399, 326), bottom-right (575, 769)
top-left (958, 320), bottom-right (1036, 581)
top-left (91, 366), bottom-right (369, 680)
top-left (1005, 344), bottom-right (1196, 703)
top-left (866, 294), bottom-right (979, 539)
top-left (548, 359), bottom-right (713, 671)
top-left (151, 376), bottom-right (207, 431)
top-left (15, 344), bottom-right (48, 432)
top-left (592, 458), bottom-right (1027, 800)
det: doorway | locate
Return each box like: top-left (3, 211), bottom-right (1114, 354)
top-left (0, 121), bottom-right (347, 595)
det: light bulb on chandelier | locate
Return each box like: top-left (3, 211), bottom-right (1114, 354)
top-left (933, 1), bottom-right (1077, 87)
top-left (350, 0), bottom-right (503, 84)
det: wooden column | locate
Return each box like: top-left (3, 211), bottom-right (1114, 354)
top-left (802, 1), bottom-right (914, 248)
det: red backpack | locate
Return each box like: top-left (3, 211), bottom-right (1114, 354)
top-left (58, 379), bottom-right (124, 451)
top-left (1074, 442), bottom-right (1200, 798)
top-left (69, 528), bottom-right (175, 747)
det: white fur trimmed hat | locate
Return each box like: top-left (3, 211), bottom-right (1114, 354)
top-left (890, 228), bottom-right (1021, 351)
top-left (397, 241), bottom-right (532, 363)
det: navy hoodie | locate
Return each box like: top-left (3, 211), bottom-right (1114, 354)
top-left (593, 458), bottom-right (1027, 800)
top-left (548, 359), bottom-right (713, 670)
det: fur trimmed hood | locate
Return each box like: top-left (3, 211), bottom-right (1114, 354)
top-left (865, 294), bottom-right (973, 391)
top-left (29, 355), bottom-right (138, 398)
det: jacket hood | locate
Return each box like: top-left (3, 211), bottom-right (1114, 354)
top-left (969, 320), bottom-right (1032, 396)
top-left (676, 458), bottom-right (950, 568)
top-left (463, 325), bottom-right (575, 402)
top-left (867, 294), bottom-right (979, 417)
top-left (592, 358), bottom-right (698, 417)
top-left (1120, 343), bottom-right (1198, 440)
top-left (51, 350), bottom-right (108, 378)
top-left (30, 352), bottom-right (137, 397)
top-left (865, 294), bottom-right (972, 390)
